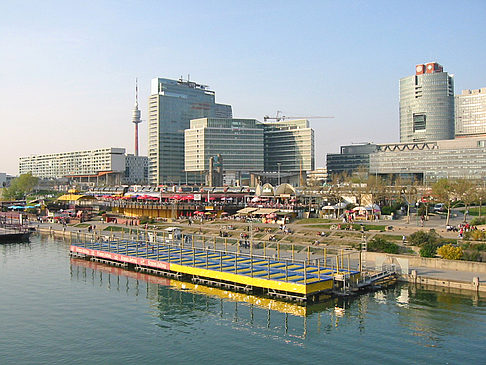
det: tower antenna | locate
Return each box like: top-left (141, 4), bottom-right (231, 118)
top-left (132, 78), bottom-right (142, 156)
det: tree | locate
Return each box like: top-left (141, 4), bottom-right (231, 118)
top-left (431, 178), bottom-right (455, 226)
top-left (401, 185), bottom-right (417, 224)
top-left (1, 173), bottom-right (39, 200)
top-left (437, 244), bottom-right (463, 260)
top-left (454, 178), bottom-right (476, 222)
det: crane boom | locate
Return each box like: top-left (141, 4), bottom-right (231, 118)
top-left (263, 113), bottom-right (335, 122)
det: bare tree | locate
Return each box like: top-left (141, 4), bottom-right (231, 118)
top-left (432, 178), bottom-right (456, 227)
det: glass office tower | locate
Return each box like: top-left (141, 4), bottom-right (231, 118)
top-left (148, 78), bottom-right (232, 185)
top-left (184, 117), bottom-right (264, 175)
top-left (399, 62), bottom-right (454, 142)
top-left (455, 88), bottom-right (486, 138)
top-left (263, 120), bottom-right (315, 172)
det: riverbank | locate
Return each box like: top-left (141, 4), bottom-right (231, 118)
top-left (36, 223), bottom-right (485, 295)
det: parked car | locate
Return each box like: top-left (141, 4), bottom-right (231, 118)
top-left (434, 203), bottom-right (446, 212)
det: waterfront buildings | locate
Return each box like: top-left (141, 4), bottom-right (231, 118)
top-left (327, 138), bottom-right (486, 183)
top-left (455, 88), bottom-right (486, 138)
top-left (19, 148), bottom-right (148, 184)
top-left (184, 117), bottom-right (315, 186)
top-left (184, 118), bottom-right (264, 185)
top-left (370, 138), bottom-right (486, 182)
top-left (264, 119), bottom-right (315, 173)
top-left (125, 154), bottom-right (149, 184)
top-left (307, 168), bottom-right (328, 185)
top-left (400, 62), bottom-right (454, 142)
top-left (327, 143), bottom-right (377, 177)
top-left (148, 78), bottom-right (232, 185)
top-left (327, 62), bottom-right (486, 183)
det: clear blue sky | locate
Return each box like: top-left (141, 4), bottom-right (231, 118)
top-left (2, 0), bottom-right (486, 175)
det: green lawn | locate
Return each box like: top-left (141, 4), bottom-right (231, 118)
top-left (465, 207), bottom-right (486, 217)
top-left (295, 218), bottom-right (337, 224)
top-left (73, 223), bottom-right (91, 228)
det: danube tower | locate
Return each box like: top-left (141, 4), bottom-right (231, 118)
top-left (132, 79), bottom-right (142, 156)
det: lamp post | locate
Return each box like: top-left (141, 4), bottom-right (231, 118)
top-left (480, 197), bottom-right (482, 219)
top-left (277, 163), bottom-right (281, 186)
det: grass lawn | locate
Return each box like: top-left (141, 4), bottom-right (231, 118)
top-left (295, 218), bottom-right (337, 224)
top-left (103, 226), bottom-right (135, 233)
top-left (73, 223), bottom-right (91, 228)
top-left (374, 234), bottom-right (405, 241)
top-left (466, 207), bottom-right (486, 217)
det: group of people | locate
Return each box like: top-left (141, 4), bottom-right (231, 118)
top-left (447, 222), bottom-right (479, 238)
top-left (279, 224), bottom-right (292, 234)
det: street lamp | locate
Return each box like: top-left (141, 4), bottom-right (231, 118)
top-left (480, 197), bottom-right (482, 219)
top-left (277, 163), bottom-right (281, 185)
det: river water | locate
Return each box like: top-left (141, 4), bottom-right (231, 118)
top-left (1, 235), bottom-right (485, 364)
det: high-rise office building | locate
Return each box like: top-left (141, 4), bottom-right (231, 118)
top-left (399, 62), bottom-right (454, 142)
top-left (455, 88), bottom-right (486, 138)
top-left (184, 118), bottom-right (264, 178)
top-left (263, 119), bottom-right (315, 172)
top-left (148, 78), bottom-right (232, 185)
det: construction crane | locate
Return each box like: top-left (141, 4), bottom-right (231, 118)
top-left (263, 111), bottom-right (334, 122)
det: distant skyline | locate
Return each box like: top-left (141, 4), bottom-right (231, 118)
top-left (2, 1), bottom-right (486, 175)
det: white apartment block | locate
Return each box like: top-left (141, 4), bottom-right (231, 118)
top-left (19, 148), bottom-right (126, 179)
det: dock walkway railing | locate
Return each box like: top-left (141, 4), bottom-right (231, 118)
top-left (70, 231), bottom-right (361, 285)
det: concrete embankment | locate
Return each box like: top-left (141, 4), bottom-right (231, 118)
top-left (364, 251), bottom-right (486, 293)
top-left (401, 272), bottom-right (484, 293)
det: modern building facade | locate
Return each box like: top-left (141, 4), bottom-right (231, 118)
top-left (370, 138), bottom-right (486, 182)
top-left (455, 88), bottom-right (486, 138)
top-left (184, 118), bottom-right (264, 179)
top-left (125, 154), bottom-right (149, 184)
top-left (19, 148), bottom-right (149, 184)
top-left (264, 119), bottom-right (315, 173)
top-left (400, 62), bottom-right (454, 142)
top-left (327, 138), bottom-right (486, 183)
top-left (148, 78), bottom-right (232, 185)
top-left (326, 143), bottom-right (378, 177)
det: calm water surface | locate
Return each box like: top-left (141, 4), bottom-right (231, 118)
top-left (1, 235), bottom-right (485, 364)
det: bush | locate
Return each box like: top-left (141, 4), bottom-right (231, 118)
top-left (419, 242), bottom-right (438, 258)
top-left (367, 237), bottom-right (400, 254)
top-left (464, 230), bottom-right (486, 241)
top-left (437, 244), bottom-right (463, 260)
top-left (463, 251), bottom-right (481, 262)
top-left (470, 217), bottom-right (486, 226)
top-left (408, 230), bottom-right (439, 246)
top-left (381, 206), bottom-right (393, 215)
top-left (475, 243), bottom-right (486, 251)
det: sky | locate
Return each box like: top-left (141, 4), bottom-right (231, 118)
top-left (1, 0), bottom-right (486, 175)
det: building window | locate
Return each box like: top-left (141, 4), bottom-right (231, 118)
top-left (413, 113), bottom-right (426, 132)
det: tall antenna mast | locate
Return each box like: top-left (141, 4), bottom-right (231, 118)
top-left (132, 78), bottom-right (142, 156)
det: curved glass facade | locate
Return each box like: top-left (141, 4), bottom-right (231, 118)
top-left (400, 65), bottom-right (454, 142)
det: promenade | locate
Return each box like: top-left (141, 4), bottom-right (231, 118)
top-left (35, 211), bottom-right (486, 293)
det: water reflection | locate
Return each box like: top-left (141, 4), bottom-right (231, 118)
top-left (69, 257), bottom-right (486, 347)
top-left (70, 258), bottom-right (346, 338)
